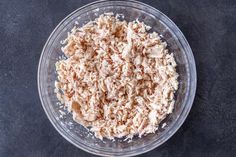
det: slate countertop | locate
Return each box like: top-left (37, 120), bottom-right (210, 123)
top-left (0, 0), bottom-right (235, 157)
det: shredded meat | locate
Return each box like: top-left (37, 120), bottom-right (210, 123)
top-left (55, 13), bottom-right (179, 140)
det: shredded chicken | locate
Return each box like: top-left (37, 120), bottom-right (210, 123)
top-left (55, 13), bottom-right (179, 140)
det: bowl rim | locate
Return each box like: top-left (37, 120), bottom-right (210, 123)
top-left (38, 0), bottom-right (197, 156)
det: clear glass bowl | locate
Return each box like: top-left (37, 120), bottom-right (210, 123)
top-left (38, 0), bottom-right (197, 156)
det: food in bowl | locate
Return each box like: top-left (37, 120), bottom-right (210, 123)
top-left (54, 13), bottom-right (179, 140)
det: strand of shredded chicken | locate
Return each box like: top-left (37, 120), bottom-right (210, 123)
top-left (55, 13), bottom-right (179, 140)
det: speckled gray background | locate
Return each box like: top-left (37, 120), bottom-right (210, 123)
top-left (0, 0), bottom-right (236, 157)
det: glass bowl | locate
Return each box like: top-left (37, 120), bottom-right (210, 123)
top-left (38, 0), bottom-right (197, 156)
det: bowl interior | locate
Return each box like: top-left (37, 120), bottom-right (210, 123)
top-left (38, 1), bottom-right (195, 156)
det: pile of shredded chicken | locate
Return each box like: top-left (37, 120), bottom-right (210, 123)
top-left (55, 13), bottom-right (179, 140)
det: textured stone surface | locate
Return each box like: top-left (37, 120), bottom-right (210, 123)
top-left (0, 0), bottom-right (235, 157)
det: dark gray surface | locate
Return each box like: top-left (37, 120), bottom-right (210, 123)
top-left (0, 0), bottom-right (235, 157)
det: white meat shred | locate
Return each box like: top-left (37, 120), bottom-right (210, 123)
top-left (55, 14), bottom-right (179, 140)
